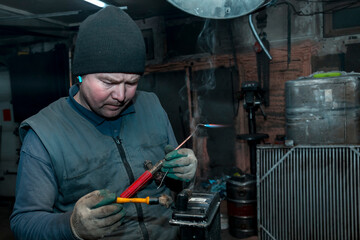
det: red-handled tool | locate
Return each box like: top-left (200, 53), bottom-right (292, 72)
top-left (119, 123), bottom-right (229, 198)
top-left (119, 129), bottom-right (196, 198)
top-left (120, 160), bottom-right (164, 198)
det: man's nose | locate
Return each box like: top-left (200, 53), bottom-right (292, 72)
top-left (111, 84), bottom-right (125, 102)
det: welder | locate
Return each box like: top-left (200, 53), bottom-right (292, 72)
top-left (10, 6), bottom-right (197, 240)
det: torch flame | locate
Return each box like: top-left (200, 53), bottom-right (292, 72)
top-left (200, 124), bottom-right (230, 128)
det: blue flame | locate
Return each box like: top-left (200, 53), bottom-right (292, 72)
top-left (202, 124), bottom-right (228, 128)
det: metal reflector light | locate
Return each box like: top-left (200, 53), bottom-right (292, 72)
top-left (167, 0), bottom-right (268, 19)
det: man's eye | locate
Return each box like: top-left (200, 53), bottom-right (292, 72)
top-left (102, 80), bottom-right (113, 85)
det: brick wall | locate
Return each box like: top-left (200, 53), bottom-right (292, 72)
top-left (235, 40), bottom-right (319, 172)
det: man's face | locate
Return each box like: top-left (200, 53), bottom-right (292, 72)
top-left (75, 73), bottom-right (140, 119)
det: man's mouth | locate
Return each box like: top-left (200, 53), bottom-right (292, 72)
top-left (105, 101), bottom-right (127, 110)
top-left (106, 104), bottom-right (121, 110)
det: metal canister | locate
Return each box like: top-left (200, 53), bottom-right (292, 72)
top-left (285, 72), bottom-right (360, 144)
top-left (226, 174), bottom-right (257, 239)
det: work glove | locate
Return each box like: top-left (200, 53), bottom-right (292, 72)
top-left (161, 145), bottom-right (197, 182)
top-left (70, 189), bottom-right (126, 240)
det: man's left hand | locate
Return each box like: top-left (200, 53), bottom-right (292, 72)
top-left (161, 147), bottom-right (197, 182)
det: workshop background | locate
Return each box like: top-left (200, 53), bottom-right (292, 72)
top-left (0, 0), bottom-right (360, 239)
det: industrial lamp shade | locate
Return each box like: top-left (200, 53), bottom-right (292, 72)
top-left (167, 0), bottom-right (268, 19)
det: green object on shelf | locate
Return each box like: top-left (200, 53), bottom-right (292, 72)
top-left (313, 72), bottom-right (342, 78)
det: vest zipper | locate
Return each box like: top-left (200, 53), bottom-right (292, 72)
top-left (113, 137), bottom-right (150, 240)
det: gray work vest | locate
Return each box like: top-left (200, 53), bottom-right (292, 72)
top-left (20, 91), bottom-right (178, 239)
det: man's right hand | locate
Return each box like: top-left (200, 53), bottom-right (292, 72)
top-left (70, 189), bottom-right (126, 240)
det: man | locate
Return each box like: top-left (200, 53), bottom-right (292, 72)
top-left (10, 6), bottom-right (197, 240)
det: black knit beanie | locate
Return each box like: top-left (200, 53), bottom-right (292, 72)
top-left (72, 6), bottom-right (146, 76)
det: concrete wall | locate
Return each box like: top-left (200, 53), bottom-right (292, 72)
top-left (233, 2), bottom-right (320, 48)
top-left (230, 1), bottom-right (360, 56)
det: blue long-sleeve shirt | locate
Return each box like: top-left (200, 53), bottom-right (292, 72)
top-left (10, 84), bottom-right (135, 240)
